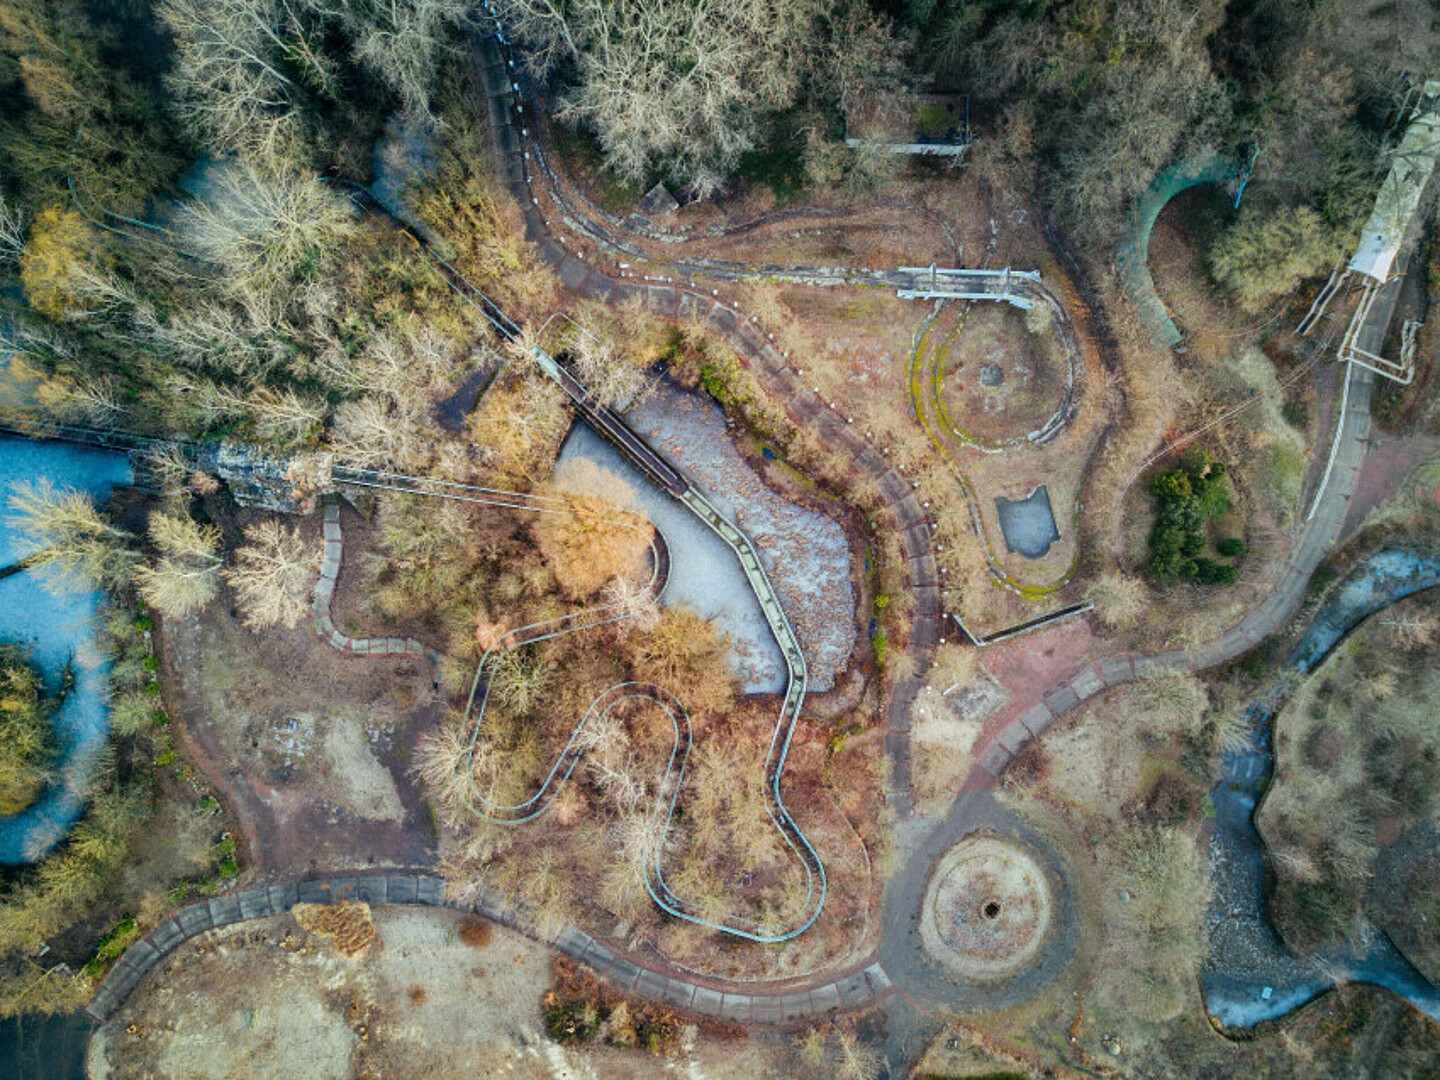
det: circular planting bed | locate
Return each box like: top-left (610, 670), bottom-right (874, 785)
top-left (921, 833), bottom-right (1054, 982)
top-left (937, 304), bottom-right (1067, 446)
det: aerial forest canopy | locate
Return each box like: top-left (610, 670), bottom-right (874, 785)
top-left (494, 0), bottom-right (904, 194)
top-left (0, 645), bottom-right (56, 817)
top-left (0, 0), bottom-right (1434, 454)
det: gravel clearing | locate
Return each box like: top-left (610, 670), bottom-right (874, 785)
top-left (88, 907), bottom-right (571, 1080)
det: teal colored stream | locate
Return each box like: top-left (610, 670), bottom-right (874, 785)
top-left (0, 435), bottom-right (132, 864)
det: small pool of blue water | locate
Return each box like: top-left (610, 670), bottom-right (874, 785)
top-left (0, 435), bottom-right (132, 865)
top-left (994, 485), bottom-right (1060, 559)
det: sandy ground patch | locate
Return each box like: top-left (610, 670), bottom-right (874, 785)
top-left (88, 904), bottom-right (809, 1079)
top-left (90, 907), bottom-right (563, 1079)
top-left (161, 582), bottom-right (440, 874)
top-left (321, 715), bottom-right (405, 823)
top-left (910, 682), bottom-right (991, 815)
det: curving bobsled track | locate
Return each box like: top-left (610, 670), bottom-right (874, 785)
top-left (336, 185), bottom-right (827, 943)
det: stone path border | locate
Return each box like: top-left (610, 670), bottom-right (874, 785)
top-left (310, 498), bottom-right (445, 667)
top-left (86, 872), bottom-right (894, 1025)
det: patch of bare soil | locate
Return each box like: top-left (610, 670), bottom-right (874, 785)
top-left (87, 906), bottom-right (803, 1078)
top-left (161, 521), bottom-right (442, 875)
top-left (88, 907), bottom-right (559, 1079)
top-left (939, 303), bottom-right (1063, 445)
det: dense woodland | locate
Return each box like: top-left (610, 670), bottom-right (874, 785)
top-left (1, 0), bottom-right (1435, 452)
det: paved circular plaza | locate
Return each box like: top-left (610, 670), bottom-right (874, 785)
top-left (920, 833), bottom-right (1054, 982)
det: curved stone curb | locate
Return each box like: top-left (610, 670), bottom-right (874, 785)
top-left (1115, 154), bottom-right (1237, 350)
top-left (86, 872), bottom-right (895, 1025)
top-left (311, 497), bottom-right (445, 667)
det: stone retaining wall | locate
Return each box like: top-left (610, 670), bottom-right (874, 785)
top-left (87, 873), bottom-right (894, 1025)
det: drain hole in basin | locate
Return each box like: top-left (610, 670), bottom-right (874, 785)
top-left (982, 901), bottom-right (1001, 920)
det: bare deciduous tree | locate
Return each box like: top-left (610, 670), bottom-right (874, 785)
top-left (157, 0), bottom-right (330, 155)
top-left (601, 573), bottom-right (660, 636)
top-left (0, 192), bottom-right (26, 266)
top-left (223, 518), bottom-right (319, 629)
top-left (532, 459), bottom-right (653, 600)
top-left (244, 385), bottom-right (327, 447)
top-left (4, 479), bottom-right (136, 593)
top-left (570, 331), bottom-right (650, 410)
top-left (498, 0), bottom-right (824, 185)
top-left (175, 157), bottom-right (357, 298)
top-left (342, 0), bottom-right (473, 118)
top-left (135, 511), bottom-right (224, 618)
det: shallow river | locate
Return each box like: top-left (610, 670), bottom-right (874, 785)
top-left (1202, 549), bottom-right (1440, 1027)
top-left (0, 435), bottom-right (131, 864)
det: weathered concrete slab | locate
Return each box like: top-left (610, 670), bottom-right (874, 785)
top-left (997, 719), bottom-right (1032, 755)
top-left (720, 994), bottom-right (752, 1022)
top-left (864, 964), bottom-right (892, 993)
top-left (606, 958), bottom-right (640, 991)
top-left (386, 876), bottom-right (418, 904)
top-left (474, 889), bottom-right (506, 920)
top-left (1133, 653), bottom-right (1187, 679)
top-left (636, 969), bottom-right (667, 1000)
top-left (298, 879), bottom-right (331, 904)
top-left (837, 972), bottom-right (870, 1006)
top-left (236, 888), bottom-right (270, 920)
top-left (207, 896), bottom-right (242, 927)
top-left (353, 877), bottom-right (388, 905)
top-left (810, 983), bottom-right (842, 1013)
top-left (149, 918), bottom-right (185, 954)
top-left (268, 882), bottom-right (298, 911)
top-left (780, 992), bottom-right (811, 1021)
top-left (122, 938), bottom-right (160, 974)
top-left (691, 987), bottom-right (723, 1017)
top-left (415, 877), bottom-right (446, 905)
top-left (977, 743), bottom-right (1011, 777)
top-left (750, 996), bottom-right (783, 1023)
top-left (554, 926), bottom-right (593, 958)
top-left (1099, 656), bottom-right (1135, 685)
top-left (580, 941), bottom-right (614, 971)
top-left (1017, 703), bottom-right (1054, 738)
top-left (1043, 685), bottom-right (1079, 715)
top-left (662, 979), bottom-right (695, 1010)
top-left (1070, 667), bottom-right (1105, 700)
top-left (176, 904), bottom-right (213, 936)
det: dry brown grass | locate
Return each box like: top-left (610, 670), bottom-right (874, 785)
top-left (292, 901), bottom-right (375, 957)
top-left (457, 914), bottom-right (493, 949)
